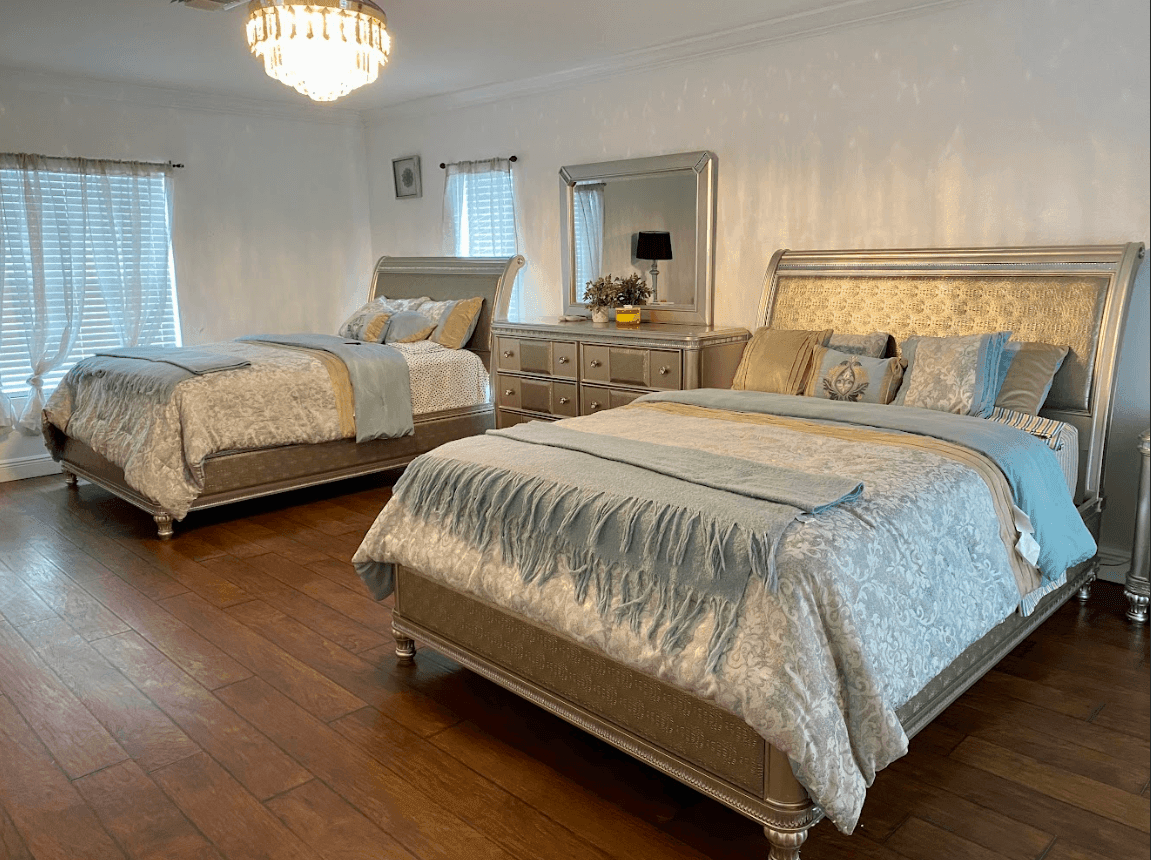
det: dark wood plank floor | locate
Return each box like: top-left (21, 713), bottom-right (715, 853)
top-left (0, 473), bottom-right (1147, 860)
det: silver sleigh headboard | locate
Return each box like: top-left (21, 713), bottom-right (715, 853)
top-left (758, 243), bottom-right (1145, 508)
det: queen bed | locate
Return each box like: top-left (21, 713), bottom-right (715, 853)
top-left (42, 255), bottom-right (524, 538)
top-left (351, 243), bottom-right (1143, 858)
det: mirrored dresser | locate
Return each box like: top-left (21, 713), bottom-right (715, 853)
top-left (491, 318), bottom-right (749, 427)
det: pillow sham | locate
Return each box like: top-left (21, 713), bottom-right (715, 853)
top-left (431, 297), bottom-right (485, 350)
top-left (377, 296), bottom-right (432, 313)
top-left (338, 301), bottom-right (392, 343)
top-left (987, 406), bottom-right (1070, 451)
top-left (994, 341), bottom-right (1070, 415)
top-left (894, 331), bottom-right (1010, 417)
top-left (825, 331), bottom-right (893, 359)
top-left (383, 311), bottom-right (436, 344)
top-left (732, 328), bottom-right (833, 395)
top-left (805, 347), bottom-right (905, 404)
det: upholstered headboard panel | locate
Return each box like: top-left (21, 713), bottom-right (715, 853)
top-left (367, 255), bottom-right (525, 367)
top-left (758, 244), bottom-right (1145, 505)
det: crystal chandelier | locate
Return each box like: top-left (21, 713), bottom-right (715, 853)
top-left (245, 0), bottom-right (391, 103)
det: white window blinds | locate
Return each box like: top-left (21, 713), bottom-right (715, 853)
top-left (0, 154), bottom-right (180, 432)
top-left (442, 157), bottom-right (521, 315)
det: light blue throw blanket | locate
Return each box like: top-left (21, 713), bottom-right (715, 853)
top-left (359, 420), bottom-right (864, 673)
top-left (78, 346), bottom-right (252, 405)
top-left (240, 334), bottom-right (414, 442)
top-left (638, 389), bottom-right (1097, 583)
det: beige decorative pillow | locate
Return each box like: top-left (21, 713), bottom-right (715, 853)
top-left (994, 342), bottom-right (1070, 415)
top-left (732, 328), bottom-right (833, 394)
top-left (432, 297), bottom-right (485, 350)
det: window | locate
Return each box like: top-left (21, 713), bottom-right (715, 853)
top-left (0, 155), bottom-right (180, 417)
top-left (442, 157), bottom-right (521, 314)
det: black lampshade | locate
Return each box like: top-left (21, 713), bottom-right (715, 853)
top-left (636, 231), bottom-right (673, 261)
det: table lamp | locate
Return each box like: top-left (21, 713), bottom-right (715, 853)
top-left (636, 231), bottom-right (673, 304)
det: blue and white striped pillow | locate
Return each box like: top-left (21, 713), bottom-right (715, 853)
top-left (987, 406), bottom-right (1068, 451)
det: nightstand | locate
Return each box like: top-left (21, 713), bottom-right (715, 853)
top-left (491, 318), bottom-right (749, 428)
top-left (1125, 429), bottom-right (1150, 624)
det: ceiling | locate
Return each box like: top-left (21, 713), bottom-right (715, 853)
top-left (0, 0), bottom-right (945, 114)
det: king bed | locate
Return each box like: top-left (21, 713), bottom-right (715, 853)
top-left (352, 243), bottom-right (1143, 858)
top-left (42, 255), bottom-right (524, 538)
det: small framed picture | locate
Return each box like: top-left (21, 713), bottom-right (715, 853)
top-left (392, 155), bottom-right (422, 199)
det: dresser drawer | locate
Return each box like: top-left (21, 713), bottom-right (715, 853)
top-left (499, 375), bottom-right (578, 418)
top-left (580, 385), bottom-right (644, 416)
top-left (498, 337), bottom-right (578, 379)
top-left (581, 344), bottom-right (682, 389)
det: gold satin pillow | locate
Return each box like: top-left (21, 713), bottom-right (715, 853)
top-left (433, 297), bottom-right (485, 350)
top-left (995, 342), bottom-right (1070, 415)
top-left (732, 328), bottom-right (833, 394)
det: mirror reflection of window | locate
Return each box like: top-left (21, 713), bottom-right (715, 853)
top-left (573, 182), bottom-right (604, 294)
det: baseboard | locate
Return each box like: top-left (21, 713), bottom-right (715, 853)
top-left (0, 453), bottom-right (60, 483)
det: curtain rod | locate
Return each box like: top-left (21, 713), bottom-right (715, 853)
top-left (439, 155), bottom-right (517, 169)
top-left (1, 152), bottom-right (184, 170)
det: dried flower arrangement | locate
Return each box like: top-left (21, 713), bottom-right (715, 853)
top-left (582, 273), bottom-right (652, 310)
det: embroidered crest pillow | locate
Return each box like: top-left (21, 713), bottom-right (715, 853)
top-left (805, 347), bottom-right (905, 404)
top-left (825, 331), bottom-right (893, 359)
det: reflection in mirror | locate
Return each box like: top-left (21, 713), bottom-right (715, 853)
top-left (561, 151), bottom-right (716, 325)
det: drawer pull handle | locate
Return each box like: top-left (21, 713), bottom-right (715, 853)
top-left (559, 397), bottom-right (569, 405)
top-left (590, 401), bottom-right (601, 410)
top-left (558, 356), bottom-right (569, 364)
top-left (504, 389), bottom-right (515, 397)
top-left (659, 366), bottom-right (670, 375)
top-left (502, 351), bottom-right (514, 358)
top-left (589, 359), bottom-right (602, 368)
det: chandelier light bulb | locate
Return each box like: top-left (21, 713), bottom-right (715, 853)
top-left (245, 0), bottom-right (391, 103)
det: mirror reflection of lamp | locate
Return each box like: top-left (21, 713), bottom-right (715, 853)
top-left (636, 231), bottom-right (673, 304)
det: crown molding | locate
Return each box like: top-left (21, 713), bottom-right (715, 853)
top-left (363, 0), bottom-right (970, 125)
top-left (0, 65), bottom-right (363, 128)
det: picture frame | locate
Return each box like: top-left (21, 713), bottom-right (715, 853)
top-left (392, 155), bottom-right (422, 199)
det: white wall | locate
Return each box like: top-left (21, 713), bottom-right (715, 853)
top-left (363, 0), bottom-right (1149, 562)
top-left (0, 71), bottom-right (374, 476)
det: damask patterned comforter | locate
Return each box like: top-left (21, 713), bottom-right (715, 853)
top-left (43, 340), bottom-right (488, 519)
top-left (353, 393), bottom-right (1092, 832)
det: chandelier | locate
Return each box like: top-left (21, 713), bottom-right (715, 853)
top-left (245, 0), bottom-right (391, 103)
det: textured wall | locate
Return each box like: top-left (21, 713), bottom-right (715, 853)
top-left (364, 0), bottom-right (1149, 561)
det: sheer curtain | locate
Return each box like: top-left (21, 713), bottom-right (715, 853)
top-left (0, 153), bottom-right (178, 436)
top-left (573, 182), bottom-right (605, 296)
top-left (441, 157), bottom-right (522, 316)
top-left (0, 154), bottom-right (90, 433)
top-left (86, 160), bottom-right (175, 348)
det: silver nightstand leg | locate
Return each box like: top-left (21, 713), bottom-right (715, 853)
top-left (1126, 431), bottom-right (1150, 624)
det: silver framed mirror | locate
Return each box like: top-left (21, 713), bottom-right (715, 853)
top-left (560, 150), bottom-right (717, 325)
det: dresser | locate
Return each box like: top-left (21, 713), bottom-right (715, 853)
top-left (491, 318), bottom-right (749, 428)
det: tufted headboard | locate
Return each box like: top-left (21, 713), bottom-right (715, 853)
top-left (758, 244), bottom-right (1145, 507)
top-left (367, 255), bottom-right (525, 370)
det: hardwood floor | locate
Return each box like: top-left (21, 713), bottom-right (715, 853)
top-left (0, 473), bottom-right (1147, 860)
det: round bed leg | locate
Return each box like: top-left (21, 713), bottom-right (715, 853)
top-left (62, 469), bottom-right (78, 488)
top-left (153, 513), bottom-right (174, 540)
top-left (1077, 568), bottom-right (1096, 603)
top-left (393, 626), bottom-right (416, 665)
top-left (763, 823), bottom-right (808, 859)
